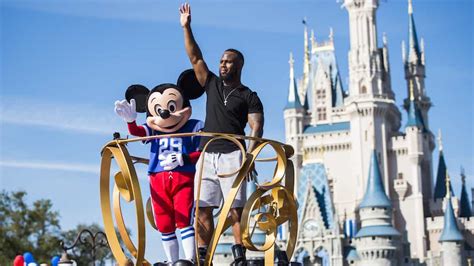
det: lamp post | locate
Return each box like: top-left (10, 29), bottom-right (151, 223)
top-left (57, 252), bottom-right (74, 266)
top-left (59, 229), bottom-right (109, 266)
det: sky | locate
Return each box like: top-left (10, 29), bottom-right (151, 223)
top-left (1, 0), bottom-right (473, 263)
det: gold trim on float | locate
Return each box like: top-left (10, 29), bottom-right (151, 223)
top-left (99, 132), bottom-right (298, 265)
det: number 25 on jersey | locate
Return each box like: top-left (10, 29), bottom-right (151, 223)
top-left (159, 138), bottom-right (183, 154)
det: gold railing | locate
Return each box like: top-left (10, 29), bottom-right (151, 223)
top-left (99, 132), bottom-right (298, 266)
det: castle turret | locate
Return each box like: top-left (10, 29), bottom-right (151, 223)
top-left (459, 167), bottom-right (472, 218)
top-left (439, 172), bottom-right (464, 266)
top-left (403, 0), bottom-right (436, 218)
top-left (405, 80), bottom-right (424, 130)
top-left (433, 130), bottom-right (453, 201)
top-left (343, 0), bottom-right (380, 97)
top-left (284, 52), bottom-right (305, 193)
top-left (403, 0), bottom-right (432, 130)
top-left (355, 150), bottom-right (399, 266)
top-left (307, 28), bottom-right (345, 125)
top-left (343, 0), bottom-right (393, 99)
top-left (285, 52), bottom-right (303, 112)
top-left (401, 79), bottom-right (428, 260)
top-left (342, 0), bottom-right (401, 225)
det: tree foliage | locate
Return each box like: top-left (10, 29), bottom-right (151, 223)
top-left (0, 190), bottom-right (62, 264)
top-left (0, 190), bottom-right (118, 265)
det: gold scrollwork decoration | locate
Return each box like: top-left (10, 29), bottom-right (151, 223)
top-left (99, 132), bottom-right (297, 265)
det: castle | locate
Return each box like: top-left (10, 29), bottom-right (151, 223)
top-left (283, 0), bottom-right (474, 265)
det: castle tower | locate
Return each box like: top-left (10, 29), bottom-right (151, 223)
top-left (308, 28), bottom-right (345, 125)
top-left (343, 0), bottom-right (393, 98)
top-left (402, 0), bottom-right (432, 130)
top-left (394, 80), bottom-right (428, 260)
top-left (284, 52), bottom-right (305, 192)
top-left (439, 172), bottom-right (464, 266)
top-left (342, 0), bottom-right (401, 218)
top-left (355, 150), bottom-right (399, 266)
top-left (402, 1), bottom-right (436, 218)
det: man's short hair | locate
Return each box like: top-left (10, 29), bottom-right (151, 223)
top-left (225, 48), bottom-right (244, 66)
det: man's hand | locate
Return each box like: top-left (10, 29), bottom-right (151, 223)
top-left (180, 2), bottom-right (209, 86)
top-left (179, 3), bottom-right (191, 28)
top-left (159, 151), bottom-right (184, 171)
top-left (246, 159), bottom-right (258, 182)
top-left (114, 99), bottom-right (137, 123)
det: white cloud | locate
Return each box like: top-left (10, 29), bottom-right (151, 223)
top-left (0, 159), bottom-right (149, 181)
top-left (0, 98), bottom-right (123, 135)
top-left (0, 159), bottom-right (100, 174)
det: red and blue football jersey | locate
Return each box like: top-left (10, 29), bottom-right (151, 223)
top-left (144, 119), bottom-right (203, 173)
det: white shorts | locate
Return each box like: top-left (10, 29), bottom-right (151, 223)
top-left (194, 150), bottom-right (247, 208)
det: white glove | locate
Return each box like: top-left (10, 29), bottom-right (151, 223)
top-left (159, 151), bottom-right (184, 171)
top-left (114, 99), bottom-right (137, 123)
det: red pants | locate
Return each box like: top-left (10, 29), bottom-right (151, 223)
top-left (149, 171), bottom-right (194, 233)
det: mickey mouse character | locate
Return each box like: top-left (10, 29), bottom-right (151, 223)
top-left (114, 70), bottom-right (204, 265)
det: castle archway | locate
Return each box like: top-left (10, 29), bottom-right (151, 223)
top-left (313, 246), bottom-right (329, 266)
top-left (294, 247), bottom-right (311, 265)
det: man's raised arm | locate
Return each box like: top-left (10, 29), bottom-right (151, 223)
top-left (180, 3), bottom-right (209, 87)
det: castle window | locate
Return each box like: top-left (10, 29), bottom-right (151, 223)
top-left (317, 107), bottom-right (327, 120)
top-left (398, 173), bottom-right (403, 179)
top-left (316, 89), bottom-right (326, 99)
top-left (361, 86), bottom-right (367, 94)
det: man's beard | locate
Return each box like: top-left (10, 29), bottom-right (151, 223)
top-left (220, 71), bottom-right (236, 82)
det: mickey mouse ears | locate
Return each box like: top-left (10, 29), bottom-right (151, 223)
top-left (125, 84), bottom-right (149, 113)
top-left (177, 69), bottom-right (205, 100)
top-left (125, 69), bottom-right (204, 113)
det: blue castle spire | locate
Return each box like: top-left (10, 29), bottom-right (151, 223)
top-left (355, 149), bottom-right (399, 239)
top-left (285, 52), bottom-right (303, 110)
top-left (359, 150), bottom-right (392, 209)
top-left (434, 130), bottom-right (454, 200)
top-left (459, 167), bottom-right (472, 218)
top-left (303, 89), bottom-right (309, 110)
top-left (439, 172), bottom-right (464, 242)
top-left (407, 0), bottom-right (422, 64)
top-left (405, 80), bottom-right (424, 129)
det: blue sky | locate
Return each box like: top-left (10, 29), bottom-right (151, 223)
top-left (1, 0), bottom-right (472, 262)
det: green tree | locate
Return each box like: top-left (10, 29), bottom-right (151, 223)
top-left (0, 190), bottom-right (62, 264)
top-left (1, 190), bottom-right (132, 265)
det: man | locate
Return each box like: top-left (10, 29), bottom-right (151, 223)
top-left (179, 3), bottom-right (264, 265)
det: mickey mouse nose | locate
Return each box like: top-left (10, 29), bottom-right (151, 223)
top-left (158, 109), bottom-right (171, 119)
